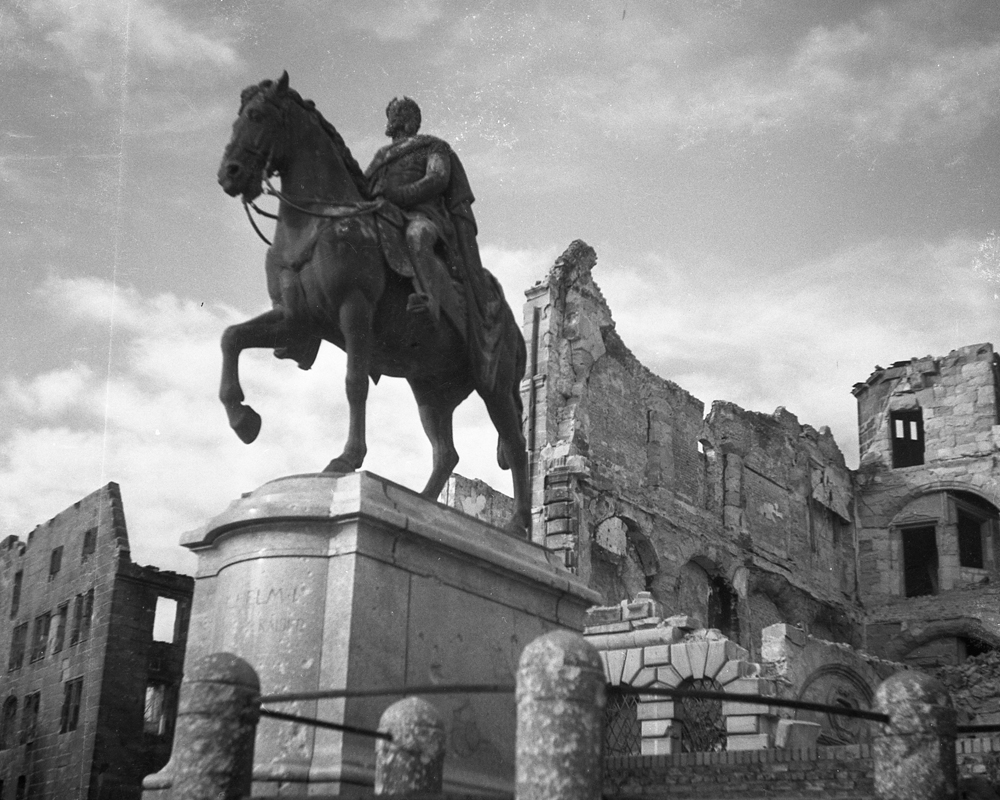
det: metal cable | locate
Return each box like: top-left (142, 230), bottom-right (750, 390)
top-left (259, 682), bottom-right (515, 704)
top-left (259, 708), bottom-right (391, 741)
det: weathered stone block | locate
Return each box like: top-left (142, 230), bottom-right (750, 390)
top-left (641, 719), bottom-right (672, 738)
top-left (639, 736), bottom-right (674, 756)
top-left (644, 644), bottom-right (672, 666)
top-left (715, 659), bottom-right (756, 685)
top-left (726, 732), bottom-right (771, 751)
top-left (704, 641), bottom-right (730, 679)
top-left (605, 648), bottom-right (627, 684)
top-left (687, 641), bottom-right (710, 680)
top-left (726, 715), bottom-right (763, 734)
top-left (622, 647), bottom-right (643, 684)
top-left (631, 666), bottom-right (657, 687)
top-left (670, 644), bottom-right (693, 679)
top-left (656, 665), bottom-right (684, 688)
top-left (636, 700), bottom-right (675, 720)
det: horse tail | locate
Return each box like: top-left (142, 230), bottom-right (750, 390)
top-left (497, 305), bottom-right (527, 471)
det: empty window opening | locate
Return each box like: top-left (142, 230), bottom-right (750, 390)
top-left (30, 612), bottom-right (50, 663)
top-left (70, 590), bottom-right (93, 646)
top-left (144, 683), bottom-right (175, 736)
top-left (60, 678), bottom-right (83, 734)
top-left (152, 597), bottom-right (178, 644)
top-left (81, 589), bottom-right (94, 642)
top-left (958, 508), bottom-right (985, 568)
top-left (49, 546), bottom-right (63, 580)
top-left (891, 409), bottom-right (924, 468)
top-left (10, 571), bottom-right (22, 618)
top-left (902, 526), bottom-right (938, 597)
top-left (707, 575), bottom-right (740, 643)
top-left (51, 603), bottom-right (68, 654)
top-left (0, 698), bottom-right (17, 750)
top-left (8, 624), bottom-right (27, 672)
top-left (20, 692), bottom-right (40, 745)
top-left (14, 776), bottom-right (25, 800)
top-left (81, 527), bottom-right (96, 561)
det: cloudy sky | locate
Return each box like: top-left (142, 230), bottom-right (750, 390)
top-left (2, 0), bottom-right (998, 574)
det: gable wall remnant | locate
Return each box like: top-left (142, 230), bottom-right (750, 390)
top-left (519, 241), bottom-right (860, 658)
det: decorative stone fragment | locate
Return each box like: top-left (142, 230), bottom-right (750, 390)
top-left (670, 644), bottom-right (693, 679)
top-left (622, 647), bottom-right (643, 684)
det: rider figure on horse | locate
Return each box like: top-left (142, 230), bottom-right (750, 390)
top-left (366, 97), bottom-right (507, 393)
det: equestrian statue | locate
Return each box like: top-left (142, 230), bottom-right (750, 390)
top-left (216, 72), bottom-right (530, 536)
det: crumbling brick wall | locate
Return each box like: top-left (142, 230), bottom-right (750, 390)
top-left (520, 241), bottom-right (861, 657)
top-left (0, 484), bottom-right (193, 800)
top-left (853, 344), bottom-right (1000, 662)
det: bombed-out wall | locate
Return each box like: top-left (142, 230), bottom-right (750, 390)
top-left (518, 241), bottom-right (860, 658)
top-left (853, 345), bottom-right (1000, 664)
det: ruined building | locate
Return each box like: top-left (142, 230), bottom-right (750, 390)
top-left (0, 484), bottom-right (193, 800)
top-left (510, 240), bottom-right (998, 670)
top-left (471, 239), bottom-right (1000, 763)
top-left (854, 345), bottom-right (1000, 667)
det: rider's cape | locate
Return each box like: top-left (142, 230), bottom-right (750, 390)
top-left (366, 135), bottom-right (517, 395)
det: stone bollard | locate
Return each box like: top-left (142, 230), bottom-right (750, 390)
top-left (874, 671), bottom-right (957, 800)
top-left (515, 630), bottom-right (605, 800)
top-left (375, 696), bottom-right (446, 795)
top-left (143, 652), bottom-right (260, 800)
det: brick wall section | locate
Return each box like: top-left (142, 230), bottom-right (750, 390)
top-left (0, 484), bottom-right (192, 800)
top-left (519, 241), bottom-right (861, 658)
top-left (604, 745), bottom-right (876, 799)
top-left (603, 737), bottom-right (1000, 798)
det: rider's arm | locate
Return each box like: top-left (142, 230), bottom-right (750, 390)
top-left (384, 150), bottom-right (450, 207)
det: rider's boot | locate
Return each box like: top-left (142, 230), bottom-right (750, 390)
top-left (274, 335), bottom-right (321, 370)
top-left (405, 292), bottom-right (435, 349)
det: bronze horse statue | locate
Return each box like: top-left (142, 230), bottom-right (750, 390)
top-left (216, 73), bottom-right (531, 535)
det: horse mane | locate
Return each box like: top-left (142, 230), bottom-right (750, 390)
top-left (241, 80), bottom-right (371, 200)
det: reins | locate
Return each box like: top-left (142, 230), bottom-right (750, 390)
top-left (242, 174), bottom-right (384, 247)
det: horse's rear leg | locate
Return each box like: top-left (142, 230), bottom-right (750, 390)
top-left (324, 294), bottom-right (372, 474)
top-left (483, 390), bottom-right (531, 538)
top-left (415, 400), bottom-right (461, 500)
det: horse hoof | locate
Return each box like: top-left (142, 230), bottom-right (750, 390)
top-left (505, 513), bottom-right (531, 540)
top-left (323, 458), bottom-right (356, 475)
top-left (231, 406), bottom-right (262, 444)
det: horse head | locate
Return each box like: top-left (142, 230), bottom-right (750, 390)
top-left (218, 71), bottom-right (291, 201)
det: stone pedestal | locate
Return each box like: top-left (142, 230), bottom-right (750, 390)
top-left (181, 471), bottom-right (600, 796)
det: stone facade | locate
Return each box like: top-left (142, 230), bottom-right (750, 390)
top-left (0, 484), bottom-right (192, 800)
top-left (510, 241), bottom-right (1000, 676)
top-left (519, 241), bottom-right (862, 661)
top-left (853, 344), bottom-right (1000, 668)
top-left (443, 240), bottom-right (1000, 758)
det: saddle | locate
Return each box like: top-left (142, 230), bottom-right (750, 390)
top-left (373, 203), bottom-right (467, 344)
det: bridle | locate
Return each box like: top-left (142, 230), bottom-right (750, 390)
top-left (236, 95), bottom-right (384, 247)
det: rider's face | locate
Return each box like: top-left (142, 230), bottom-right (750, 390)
top-left (385, 111), bottom-right (405, 139)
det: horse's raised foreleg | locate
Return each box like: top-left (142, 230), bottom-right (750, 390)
top-left (220, 309), bottom-right (302, 444)
top-left (323, 294), bottom-right (373, 474)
